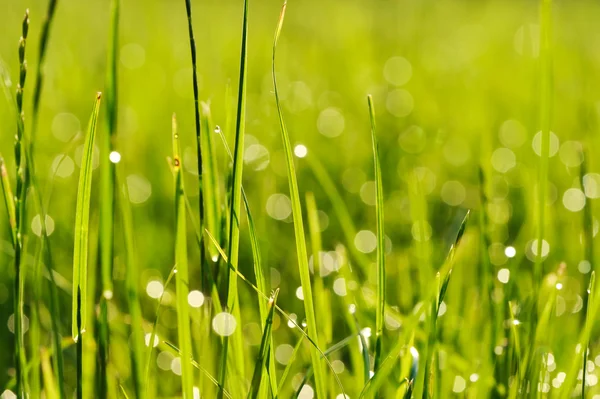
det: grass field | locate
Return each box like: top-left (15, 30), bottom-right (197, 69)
top-left (2, 0), bottom-right (600, 397)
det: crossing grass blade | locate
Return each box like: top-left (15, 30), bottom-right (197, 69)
top-left (368, 94), bottom-right (385, 373)
top-left (119, 167), bottom-right (145, 398)
top-left (277, 334), bottom-right (305, 394)
top-left (248, 289), bottom-right (279, 399)
top-left (172, 114), bottom-right (195, 398)
top-left (272, 2), bottom-right (327, 397)
top-left (72, 92), bottom-right (101, 399)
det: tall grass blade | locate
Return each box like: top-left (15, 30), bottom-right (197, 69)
top-left (13, 11), bottom-right (30, 397)
top-left (98, 0), bottom-right (120, 395)
top-left (368, 94), bottom-right (386, 373)
top-left (72, 93), bottom-right (101, 399)
top-left (119, 167), bottom-right (145, 398)
top-left (172, 114), bottom-right (195, 398)
top-left (248, 289), bottom-right (279, 399)
top-left (219, 0), bottom-right (251, 394)
top-left (40, 348), bottom-right (59, 399)
top-left (0, 155), bottom-right (16, 245)
top-left (272, 1), bottom-right (327, 397)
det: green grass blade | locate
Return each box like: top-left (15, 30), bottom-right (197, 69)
top-left (200, 102), bottom-right (222, 267)
top-left (98, 0), bottom-right (120, 395)
top-left (248, 289), bottom-right (279, 399)
top-left (172, 113), bottom-right (195, 398)
top-left (272, 2), bottom-right (327, 397)
top-left (368, 95), bottom-right (386, 373)
top-left (31, 0), bottom-right (58, 144)
top-left (14, 11), bottom-right (30, 397)
top-left (277, 334), bottom-right (305, 394)
top-left (219, 0), bottom-right (250, 394)
top-left (0, 154), bottom-right (16, 245)
top-left (40, 348), bottom-right (59, 399)
top-left (119, 166), bottom-right (145, 398)
top-left (72, 92), bottom-right (101, 339)
top-left (72, 93), bottom-right (101, 399)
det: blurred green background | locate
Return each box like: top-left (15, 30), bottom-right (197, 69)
top-left (2, 0), bottom-right (600, 397)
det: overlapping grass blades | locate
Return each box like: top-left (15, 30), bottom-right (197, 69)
top-left (72, 93), bottom-right (102, 398)
top-left (172, 114), bottom-right (195, 398)
top-left (368, 95), bottom-right (386, 373)
top-left (248, 289), bottom-right (279, 399)
top-left (219, 0), bottom-right (251, 394)
top-left (272, 1), bottom-right (327, 397)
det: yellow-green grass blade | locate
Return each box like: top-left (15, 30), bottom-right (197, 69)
top-left (248, 289), bottom-right (279, 399)
top-left (73, 93), bottom-right (101, 399)
top-left (272, 1), bottom-right (327, 397)
top-left (163, 340), bottom-right (233, 399)
top-left (368, 95), bottom-right (385, 373)
top-left (306, 192), bottom-right (331, 347)
top-left (30, 0), bottom-right (58, 145)
top-left (200, 102), bottom-right (222, 268)
top-left (98, 0), bottom-right (120, 395)
top-left (72, 93), bottom-right (102, 339)
top-left (40, 348), bottom-right (59, 399)
top-left (14, 11), bottom-right (30, 397)
top-left (219, 0), bottom-right (251, 394)
top-left (533, 0), bottom-right (553, 294)
top-left (172, 114), bottom-right (194, 398)
top-left (277, 334), bottom-right (305, 394)
top-left (205, 229), bottom-right (346, 397)
top-left (143, 263), bottom-right (177, 398)
top-left (119, 166), bottom-right (145, 398)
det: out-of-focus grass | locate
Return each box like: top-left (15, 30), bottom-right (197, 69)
top-left (2, 0), bottom-right (600, 397)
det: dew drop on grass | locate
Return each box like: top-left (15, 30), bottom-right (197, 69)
top-left (187, 290), bottom-right (205, 308)
top-left (51, 154), bottom-right (75, 178)
top-left (359, 181), bottom-right (376, 206)
top-left (317, 107), bottom-right (345, 138)
top-left (579, 260), bottom-right (591, 274)
top-left (275, 343), bottom-right (294, 365)
top-left (386, 89), bottom-right (414, 117)
top-left (31, 214), bottom-right (55, 237)
top-left (7, 313), bottom-right (29, 334)
top-left (562, 188), bottom-right (586, 212)
top-left (411, 221), bottom-right (432, 242)
top-left (295, 286), bottom-right (304, 301)
top-left (504, 246), bottom-right (516, 258)
top-left (441, 181), bottom-right (466, 206)
top-left (287, 313), bottom-right (298, 328)
top-left (109, 151), bottom-right (121, 164)
top-left (193, 387), bottom-right (201, 399)
top-left (332, 360), bottom-right (345, 374)
top-left (398, 125), bottom-right (425, 153)
top-left (294, 144), bottom-right (308, 158)
top-left (212, 312), bottom-right (237, 336)
top-left (170, 357), bottom-right (182, 375)
top-left (244, 144), bottom-right (270, 171)
top-left (146, 280), bottom-right (164, 299)
top-left (298, 385), bottom-right (314, 399)
top-left (354, 230), bottom-right (377, 253)
top-left (497, 268), bottom-right (510, 284)
top-left (383, 56), bottom-right (412, 86)
top-left (266, 193), bottom-right (292, 220)
top-left (491, 148), bottom-right (516, 173)
top-left (453, 376), bottom-right (466, 393)
top-left (499, 119), bottom-right (527, 148)
top-left (532, 131), bottom-right (559, 157)
top-left (333, 278), bottom-right (347, 296)
top-left (144, 333), bottom-right (159, 348)
top-left (126, 174), bottom-right (152, 204)
top-left (335, 395), bottom-right (350, 399)
top-left (584, 173), bottom-right (600, 198)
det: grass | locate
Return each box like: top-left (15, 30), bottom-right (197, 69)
top-left (4, 0), bottom-right (600, 397)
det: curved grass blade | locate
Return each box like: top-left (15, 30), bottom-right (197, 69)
top-left (72, 93), bottom-right (101, 399)
top-left (72, 93), bottom-right (101, 339)
top-left (368, 95), bottom-right (385, 373)
top-left (172, 114), bottom-right (194, 398)
top-left (272, 2), bottom-right (326, 397)
top-left (248, 289), bottom-right (279, 399)
top-left (219, 0), bottom-right (251, 393)
top-left (98, 0), bottom-right (120, 395)
top-left (277, 334), bottom-right (305, 394)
